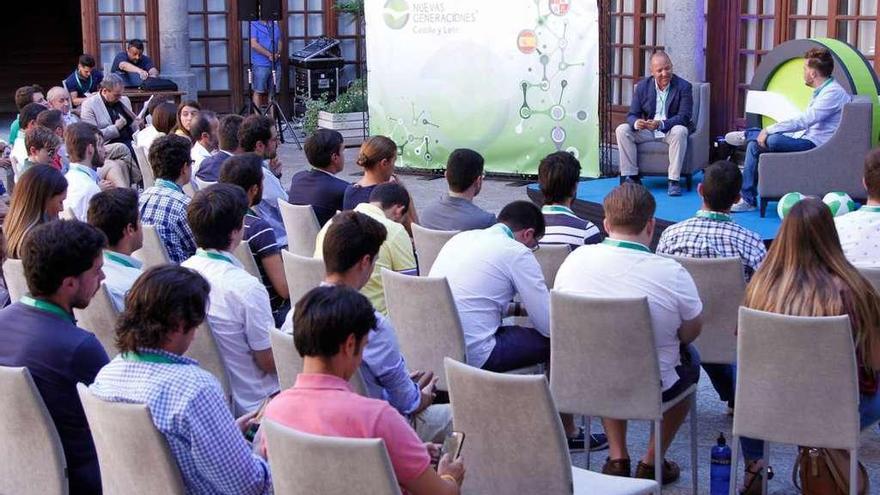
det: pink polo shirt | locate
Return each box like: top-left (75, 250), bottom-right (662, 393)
top-left (263, 373), bottom-right (431, 489)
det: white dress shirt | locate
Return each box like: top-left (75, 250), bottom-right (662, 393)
top-left (102, 250), bottom-right (144, 311)
top-left (835, 205), bottom-right (880, 268)
top-left (63, 163), bottom-right (101, 221)
top-left (257, 163), bottom-right (288, 246)
top-left (191, 142), bottom-right (212, 173)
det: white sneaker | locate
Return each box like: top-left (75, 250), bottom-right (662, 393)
top-left (724, 131), bottom-right (747, 147)
top-left (730, 199), bottom-right (756, 213)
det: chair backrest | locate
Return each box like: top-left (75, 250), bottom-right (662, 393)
top-left (278, 198), bottom-right (320, 257)
top-left (411, 223), bottom-right (459, 276)
top-left (281, 249), bottom-right (325, 304)
top-left (734, 307), bottom-right (859, 450)
top-left (2, 257), bottom-right (27, 303)
top-left (666, 256), bottom-right (744, 364)
top-left (269, 327), bottom-right (368, 395)
top-left (0, 366), bottom-right (68, 495)
top-left (381, 269), bottom-right (466, 390)
top-left (184, 322), bottom-right (233, 407)
top-left (263, 420), bottom-right (401, 495)
top-left (693, 82), bottom-right (710, 132)
top-left (445, 358), bottom-right (574, 495)
top-left (858, 266), bottom-right (880, 293)
top-left (233, 240), bottom-right (261, 278)
top-left (77, 384), bottom-right (185, 494)
top-left (534, 244), bottom-right (570, 288)
top-left (134, 145), bottom-right (154, 188)
top-left (73, 284), bottom-right (120, 357)
top-left (548, 291), bottom-right (662, 419)
top-left (132, 224), bottom-right (171, 268)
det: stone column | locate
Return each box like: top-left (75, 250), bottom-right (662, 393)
top-left (663, 0), bottom-right (705, 83)
top-left (158, 0), bottom-right (197, 100)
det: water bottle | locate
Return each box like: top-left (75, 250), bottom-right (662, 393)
top-left (710, 432), bottom-right (732, 495)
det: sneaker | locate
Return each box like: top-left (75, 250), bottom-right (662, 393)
top-left (667, 180), bottom-right (682, 197)
top-left (601, 457), bottom-right (632, 477)
top-left (635, 459), bottom-right (681, 485)
top-left (725, 131), bottom-right (747, 147)
top-left (565, 427), bottom-right (608, 451)
top-left (730, 199), bottom-right (757, 213)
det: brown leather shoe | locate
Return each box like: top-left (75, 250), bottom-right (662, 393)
top-left (635, 459), bottom-right (681, 485)
top-left (601, 457), bottom-right (632, 477)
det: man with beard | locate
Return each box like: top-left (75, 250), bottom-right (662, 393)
top-left (0, 220), bottom-right (109, 494)
top-left (63, 122), bottom-right (114, 221)
top-left (239, 115), bottom-right (288, 246)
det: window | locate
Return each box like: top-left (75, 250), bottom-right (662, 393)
top-left (287, 0), bottom-right (325, 55)
top-left (608, 0), bottom-right (665, 110)
top-left (189, 0), bottom-right (231, 92)
top-left (736, 0), bottom-right (776, 118)
top-left (336, 8), bottom-right (365, 84)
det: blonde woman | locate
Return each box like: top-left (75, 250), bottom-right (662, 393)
top-left (3, 165), bottom-right (68, 259)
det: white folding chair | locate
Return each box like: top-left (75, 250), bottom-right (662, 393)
top-left (411, 223), bottom-right (458, 276)
top-left (73, 283), bottom-right (120, 357)
top-left (132, 224), bottom-right (171, 268)
top-left (281, 249), bottom-right (325, 304)
top-left (269, 327), bottom-right (368, 394)
top-left (134, 145), bottom-right (154, 188)
top-left (233, 240), bottom-right (261, 278)
top-left (278, 198), bottom-right (321, 257)
top-left (2, 258), bottom-right (27, 302)
top-left (534, 244), bottom-right (571, 288)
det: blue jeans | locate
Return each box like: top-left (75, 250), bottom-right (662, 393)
top-left (252, 64), bottom-right (276, 94)
top-left (740, 128), bottom-right (816, 206)
top-left (703, 363), bottom-right (735, 407)
top-left (482, 325), bottom-right (550, 372)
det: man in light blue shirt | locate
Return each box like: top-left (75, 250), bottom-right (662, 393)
top-left (729, 47), bottom-right (852, 212)
top-left (240, 115), bottom-right (288, 246)
top-left (88, 188), bottom-right (144, 311)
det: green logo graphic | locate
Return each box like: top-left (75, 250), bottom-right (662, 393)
top-left (383, 0), bottom-right (410, 30)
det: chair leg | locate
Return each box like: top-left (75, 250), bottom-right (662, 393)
top-left (655, 420), bottom-right (662, 495)
top-left (584, 415), bottom-right (591, 470)
top-left (761, 442), bottom-right (770, 495)
top-left (759, 198), bottom-right (768, 218)
top-left (686, 174), bottom-right (693, 191)
top-left (690, 393), bottom-right (698, 495)
top-left (728, 436), bottom-right (740, 495)
top-left (850, 449), bottom-right (858, 495)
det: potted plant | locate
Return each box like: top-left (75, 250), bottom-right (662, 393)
top-left (303, 79), bottom-right (368, 146)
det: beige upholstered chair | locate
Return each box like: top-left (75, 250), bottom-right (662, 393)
top-left (77, 384), bottom-right (185, 495)
top-left (2, 258), bottom-right (27, 302)
top-left (281, 249), bottom-right (325, 304)
top-left (0, 366), bottom-right (68, 495)
top-left (233, 240), bottom-right (261, 278)
top-left (445, 358), bottom-right (657, 495)
top-left (133, 145), bottom-right (154, 188)
top-left (665, 256), bottom-right (744, 364)
top-left (133, 224), bottom-right (171, 268)
top-left (381, 269), bottom-right (466, 390)
top-left (730, 308), bottom-right (864, 495)
top-left (548, 292), bottom-right (697, 494)
top-left (263, 420), bottom-right (401, 495)
top-left (269, 327), bottom-right (368, 395)
top-left (534, 244), bottom-right (571, 288)
top-left (278, 198), bottom-right (320, 257)
top-left (411, 223), bottom-right (458, 276)
top-left (858, 266), bottom-right (880, 293)
top-left (184, 322), bottom-right (233, 408)
top-left (73, 284), bottom-right (120, 357)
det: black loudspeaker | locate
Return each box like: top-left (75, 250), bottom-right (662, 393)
top-left (236, 0), bottom-right (281, 21)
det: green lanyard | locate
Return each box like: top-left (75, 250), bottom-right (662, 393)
top-left (196, 248), bottom-right (236, 265)
top-left (20, 296), bottom-right (75, 323)
top-left (247, 207), bottom-right (258, 216)
top-left (121, 351), bottom-right (179, 365)
top-left (813, 77), bottom-right (834, 98)
top-left (75, 73), bottom-right (92, 94)
top-left (104, 251), bottom-right (139, 269)
top-left (860, 205), bottom-right (880, 213)
top-left (542, 205), bottom-right (576, 215)
top-left (495, 223), bottom-right (514, 239)
top-left (602, 238), bottom-right (651, 253)
top-left (155, 178), bottom-right (183, 193)
top-left (695, 210), bottom-right (732, 222)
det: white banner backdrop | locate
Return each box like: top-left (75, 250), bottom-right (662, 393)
top-left (365, 0), bottom-right (600, 176)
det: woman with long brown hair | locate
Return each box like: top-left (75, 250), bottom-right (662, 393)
top-left (738, 197), bottom-right (880, 493)
top-left (3, 165), bottom-right (68, 259)
top-left (170, 100), bottom-right (201, 140)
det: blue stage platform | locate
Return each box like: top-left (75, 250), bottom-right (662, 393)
top-left (527, 172), bottom-right (782, 242)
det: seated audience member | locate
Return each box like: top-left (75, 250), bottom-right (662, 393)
top-left (182, 184), bottom-right (279, 414)
top-left (219, 153), bottom-right (290, 326)
top-left (47, 86), bottom-right (78, 126)
top-left (80, 74), bottom-right (142, 185)
top-left (8, 85), bottom-right (46, 144)
top-left (195, 114), bottom-right (243, 187)
top-left (90, 265), bottom-right (273, 494)
top-left (288, 128), bottom-right (350, 226)
top-left (344, 135), bottom-right (397, 210)
top-left (0, 220), bottom-right (109, 494)
top-left (836, 148), bottom-right (880, 268)
top-left (11, 102), bottom-right (48, 174)
top-left (2, 165), bottom-right (67, 259)
top-left (87, 189), bottom-right (143, 311)
top-left (265, 285), bottom-right (466, 494)
top-left (537, 151), bottom-right (602, 248)
top-left (420, 148), bottom-right (496, 232)
top-left (239, 114), bottom-right (288, 245)
top-left (283, 211), bottom-right (452, 443)
top-left (63, 123), bottom-right (114, 221)
top-left (555, 183), bottom-right (702, 484)
top-left (171, 100), bottom-right (201, 139)
top-left (738, 198), bottom-right (880, 493)
top-left (190, 110), bottom-right (219, 172)
top-left (111, 38), bottom-right (159, 87)
top-left (727, 48), bottom-right (851, 212)
top-left (656, 160), bottom-right (766, 413)
top-left (22, 126), bottom-right (62, 172)
top-left (36, 109), bottom-right (72, 173)
top-left (315, 182), bottom-right (417, 315)
top-left (64, 54), bottom-right (104, 107)
top-left (135, 100), bottom-right (176, 151)
top-left (139, 135), bottom-right (197, 263)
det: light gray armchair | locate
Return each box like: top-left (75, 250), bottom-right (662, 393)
top-left (757, 96), bottom-right (872, 217)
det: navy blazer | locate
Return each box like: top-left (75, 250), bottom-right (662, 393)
top-left (626, 74), bottom-right (695, 133)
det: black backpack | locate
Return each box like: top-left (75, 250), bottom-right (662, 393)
top-left (139, 77), bottom-right (178, 91)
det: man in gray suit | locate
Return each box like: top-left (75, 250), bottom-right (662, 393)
top-left (80, 73), bottom-right (143, 185)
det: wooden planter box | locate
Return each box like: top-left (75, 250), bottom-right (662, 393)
top-left (318, 111), bottom-right (369, 147)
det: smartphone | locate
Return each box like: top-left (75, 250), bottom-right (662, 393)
top-left (244, 391), bottom-right (279, 442)
top-left (441, 431), bottom-right (465, 461)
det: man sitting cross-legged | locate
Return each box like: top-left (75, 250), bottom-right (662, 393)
top-left (283, 210), bottom-right (452, 443)
top-left (555, 183), bottom-right (703, 484)
top-left (89, 265), bottom-right (273, 495)
top-left (266, 284), bottom-right (466, 494)
top-left (87, 188), bottom-right (144, 311)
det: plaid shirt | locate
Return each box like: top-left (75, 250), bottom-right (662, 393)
top-left (90, 348), bottom-right (272, 495)
top-left (656, 211), bottom-right (767, 279)
top-left (139, 181), bottom-right (197, 263)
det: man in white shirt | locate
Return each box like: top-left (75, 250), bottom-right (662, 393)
top-left (87, 188), bottom-right (144, 311)
top-left (63, 122), bottom-right (113, 221)
top-left (239, 115), bottom-right (288, 246)
top-left (836, 149), bottom-right (880, 267)
top-left (190, 110), bottom-right (218, 174)
top-left (181, 183), bottom-right (279, 415)
top-left (555, 183), bottom-right (703, 484)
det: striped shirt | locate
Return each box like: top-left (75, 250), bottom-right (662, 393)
top-left (243, 213), bottom-right (285, 311)
top-left (539, 205), bottom-right (603, 249)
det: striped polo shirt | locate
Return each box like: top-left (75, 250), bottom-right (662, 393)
top-left (539, 205), bottom-right (603, 249)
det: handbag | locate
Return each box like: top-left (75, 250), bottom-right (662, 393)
top-left (139, 77), bottom-right (178, 91)
top-left (793, 447), bottom-right (868, 495)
